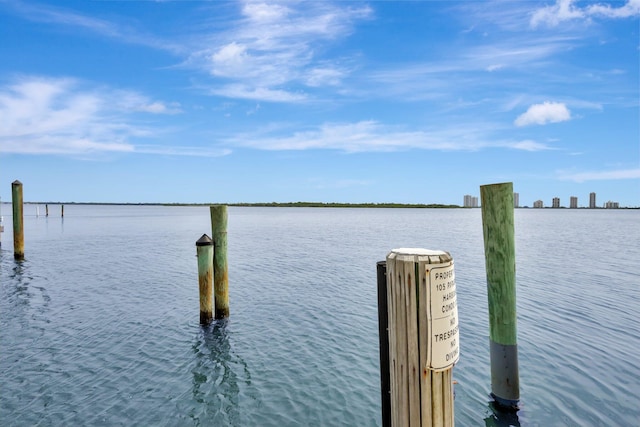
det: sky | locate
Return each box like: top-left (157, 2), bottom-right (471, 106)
top-left (0, 0), bottom-right (638, 207)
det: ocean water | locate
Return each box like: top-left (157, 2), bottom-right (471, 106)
top-left (0, 205), bottom-right (638, 426)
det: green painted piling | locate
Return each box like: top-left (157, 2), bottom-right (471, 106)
top-left (210, 205), bottom-right (229, 319)
top-left (480, 182), bottom-right (519, 409)
top-left (12, 180), bottom-right (24, 260)
top-left (196, 234), bottom-right (214, 325)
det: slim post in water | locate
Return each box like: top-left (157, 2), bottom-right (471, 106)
top-left (196, 234), bottom-right (214, 325)
top-left (480, 182), bottom-right (520, 410)
top-left (11, 180), bottom-right (24, 260)
top-left (210, 205), bottom-right (229, 319)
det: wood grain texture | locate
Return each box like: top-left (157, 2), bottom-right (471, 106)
top-left (385, 250), bottom-right (455, 427)
top-left (210, 205), bottom-right (229, 319)
top-left (480, 182), bottom-right (517, 346)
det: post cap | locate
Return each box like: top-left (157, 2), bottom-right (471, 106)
top-left (196, 234), bottom-right (213, 246)
top-left (391, 248), bottom-right (446, 256)
top-left (388, 248), bottom-right (452, 263)
top-left (12, 180), bottom-right (22, 185)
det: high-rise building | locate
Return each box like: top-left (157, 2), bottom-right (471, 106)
top-left (463, 195), bottom-right (478, 208)
top-left (570, 196), bottom-right (578, 208)
top-left (513, 192), bottom-right (519, 208)
top-left (589, 192), bottom-right (596, 209)
top-left (552, 197), bottom-right (560, 208)
top-left (533, 200), bottom-right (544, 208)
top-left (605, 201), bottom-right (619, 209)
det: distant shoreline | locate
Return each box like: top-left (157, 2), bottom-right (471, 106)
top-left (8, 201), bottom-right (462, 209)
top-left (1, 201), bottom-right (638, 209)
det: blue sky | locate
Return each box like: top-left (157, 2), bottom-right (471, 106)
top-left (1, 0), bottom-right (638, 207)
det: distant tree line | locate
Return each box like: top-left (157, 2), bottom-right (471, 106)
top-left (227, 202), bottom-right (461, 208)
top-left (16, 201), bottom-right (462, 208)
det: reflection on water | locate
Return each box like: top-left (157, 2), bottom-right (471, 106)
top-left (3, 257), bottom-right (51, 329)
top-left (189, 320), bottom-right (251, 426)
top-left (484, 401), bottom-right (522, 427)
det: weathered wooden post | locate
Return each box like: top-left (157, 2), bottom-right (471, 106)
top-left (196, 234), bottom-right (214, 325)
top-left (61, 204), bottom-right (64, 217)
top-left (384, 248), bottom-right (459, 426)
top-left (210, 205), bottom-right (229, 319)
top-left (46, 204), bottom-right (49, 217)
top-left (480, 182), bottom-right (520, 410)
top-left (12, 180), bottom-right (24, 260)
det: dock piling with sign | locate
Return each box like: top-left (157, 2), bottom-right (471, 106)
top-left (12, 180), bottom-right (24, 260)
top-left (480, 182), bottom-right (520, 410)
top-left (381, 248), bottom-right (459, 426)
top-left (210, 205), bottom-right (229, 319)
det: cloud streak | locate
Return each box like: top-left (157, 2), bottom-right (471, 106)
top-left (558, 168), bottom-right (640, 182)
top-left (0, 76), bottom-right (202, 156)
top-left (188, 1), bottom-right (372, 102)
top-left (225, 120), bottom-right (555, 153)
top-left (531, 0), bottom-right (640, 28)
top-left (5, 1), bottom-right (184, 54)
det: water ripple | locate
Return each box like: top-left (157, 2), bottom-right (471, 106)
top-left (1, 207), bottom-right (638, 426)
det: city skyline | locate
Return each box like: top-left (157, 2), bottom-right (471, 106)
top-left (1, 1), bottom-right (639, 206)
top-left (464, 191), bottom-right (628, 208)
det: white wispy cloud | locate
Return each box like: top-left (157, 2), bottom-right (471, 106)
top-left (531, 0), bottom-right (640, 28)
top-left (365, 33), bottom-right (578, 104)
top-left (587, 0), bottom-right (640, 18)
top-left (188, 0), bottom-right (372, 102)
top-left (5, 1), bottom-right (184, 53)
top-left (225, 120), bottom-right (555, 153)
top-left (0, 76), bottom-right (203, 156)
top-left (9, 1), bottom-right (371, 103)
top-left (208, 84), bottom-right (308, 103)
top-left (134, 145), bottom-right (232, 157)
top-left (510, 140), bottom-right (557, 151)
top-left (515, 102), bottom-right (572, 126)
top-left (558, 168), bottom-right (640, 182)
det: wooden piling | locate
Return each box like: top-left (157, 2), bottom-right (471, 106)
top-left (46, 204), bottom-right (49, 217)
top-left (480, 182), bottom-right (520, 410)
top-left (196, 234), bottom-right (214, 325)
top-left (61, 204), bottom-right (64, 217)
top-left (377, 261), bottom-right (391, 427)
top-left (210, 205), bottom-right (229, 319)
top-left (12, 180), bottom-right (24, 260)
top-left (384, 248), bottom-right (459, 426)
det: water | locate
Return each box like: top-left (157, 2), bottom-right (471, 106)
top-left (1, 206), bottom-right (638, 426)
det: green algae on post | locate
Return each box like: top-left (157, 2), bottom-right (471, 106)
top-left (12, 180), bottom-right (24, 260)
top-left (196, 234), bottom-right (214, 325)
top-left (480, 182), bottom-right (520, 410)
top-left (210, 205), bottom-right (229, 319)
